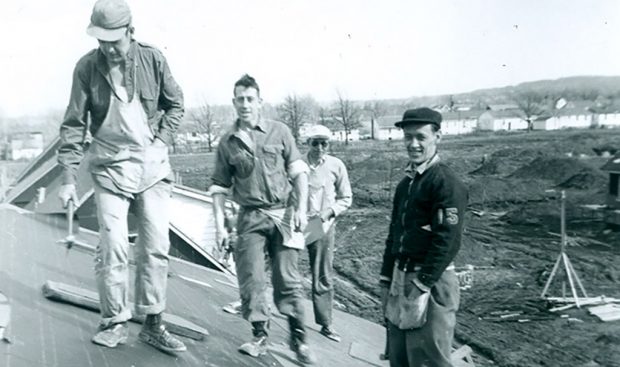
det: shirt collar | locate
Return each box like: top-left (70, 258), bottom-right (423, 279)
top-left (234, 118), bottom-right (268, 133)
top-left (306, 152), bottom-right (326, 167)
top-left (404, 154), bottom-right (440, 178)
top-left (96, 40), bottom-right (136, 77)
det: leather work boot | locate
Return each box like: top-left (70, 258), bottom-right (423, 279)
top-left (320, 325), bottom-right (341, 342)
top-left (91, 322), bottom-right (129, 348)
top-left (138, 313), bottom-right (187, 354)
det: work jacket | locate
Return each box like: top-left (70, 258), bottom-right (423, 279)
top-left (380, 156), bottom-right (468, 288)
top-left (58, 40), bottom-right (183, 185)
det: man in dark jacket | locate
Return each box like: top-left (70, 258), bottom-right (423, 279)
top-left (379, 108), bottom-right (468, 367)
top-left (57, 0), bottom-right (185, 354)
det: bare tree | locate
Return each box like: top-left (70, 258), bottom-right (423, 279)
top-left (277, 94), bottom-right (311, 143)
top-left (191, 101), bottom-right (217, 152)
top-left (364, 100), bottom-right (387, 139)
top-left (513, 91), bottom-right (545, 132)
top-left (332, 91), bottom-right (362, 145)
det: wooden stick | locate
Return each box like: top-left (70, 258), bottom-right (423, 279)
top-left (562, 252), bottom-right (580, 307)
top-left (565, 255), bottom-right (588, 298)
top-left (541, 253), bottom-right (562, 298)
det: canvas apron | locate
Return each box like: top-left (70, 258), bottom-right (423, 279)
top-left (88, 86), bottom-right (170, 193)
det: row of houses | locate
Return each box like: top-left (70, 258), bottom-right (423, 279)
top-left (305, 107), bottom-right (620, 142)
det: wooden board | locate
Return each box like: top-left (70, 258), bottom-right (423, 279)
top-left (42, 280), bottom-right (209, 340)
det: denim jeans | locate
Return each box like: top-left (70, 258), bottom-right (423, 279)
top-left (306, 225), bottom-right (335, 327)
top-left (388, 268), bottom-right (460, 367)
top-left (93, 179), bottom-right (172, 328)
top-left (234, 208), bottom-right (306, 325)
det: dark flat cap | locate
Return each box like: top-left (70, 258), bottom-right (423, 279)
top-left (394, 107), bottom-right (442, 128)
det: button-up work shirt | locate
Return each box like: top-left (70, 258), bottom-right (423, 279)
top-left (304, 154), bottom-right (352, 218)
top-left (210, 119), bottom-right (308, 208)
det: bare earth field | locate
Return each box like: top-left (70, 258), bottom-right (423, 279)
top-left (171, 128), bottom-right (620, 367)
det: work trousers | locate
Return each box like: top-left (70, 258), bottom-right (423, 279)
top-left (93, 179), bottom-right (172, 328)
top-left (306, 225), bottom-right (335, 327)
top-left (234, 208), bottom-right (306, 325)
top-left (388, 268), bottom-right (460, 367)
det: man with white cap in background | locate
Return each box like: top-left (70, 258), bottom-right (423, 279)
top-left (57, 0), bottom-right (186, 354)
top-left (303, 125), bottom-right (352, 342)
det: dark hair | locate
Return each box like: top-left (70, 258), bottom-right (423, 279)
top-left (234, 74), bottom-right (260, 97)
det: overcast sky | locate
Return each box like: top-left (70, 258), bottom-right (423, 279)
top-left (1, 0), bottom-right (619, 118)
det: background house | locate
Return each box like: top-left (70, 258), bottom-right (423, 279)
top-left (478, 109), bottom-right (528, 131)
top-left (441, 110), bottom-right (480, 135)
top-left (5, 131), bottom-right (44, 160)
top-left (372, 115), bottom-right (401, 140)
top-left (534, 109), bottom-right (593, 130)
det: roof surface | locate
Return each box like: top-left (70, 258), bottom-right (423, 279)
top-left (0, 204), bottom-right (387, 367)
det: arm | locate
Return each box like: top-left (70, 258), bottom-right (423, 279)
top-left (328, 160), bottom-right (352, 219)
top-left (291, 170), bottom-right (308, 231)
top-left (154, 53), bottom-right (184, 145)
top-left (416, 174), bottom-right (468, 290)
top-left (212, 192), bottom-right (228, 248)
top-left (281, 124), bottom-right (309, 231)
top-left (58, 59), bottom-right (90, 186)
top-left (379, 180), bottom-right (403, 286)
top-left (209, 142), bottom-right (233, 246)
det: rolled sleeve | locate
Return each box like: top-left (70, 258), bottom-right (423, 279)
top-left (211, 142), bottom-right (233, 188)
top-left (208, 184), bottom-right (230, 195)
top-left (288, 159), bottom-right (309, 179)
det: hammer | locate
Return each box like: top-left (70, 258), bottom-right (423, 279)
top-left (57, 199), bottom-right (76, 253)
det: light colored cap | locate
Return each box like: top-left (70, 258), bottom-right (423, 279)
top-left (86, 0), bottom-right (132, 41)
top-left (306, 125), bottom-right (332, 140)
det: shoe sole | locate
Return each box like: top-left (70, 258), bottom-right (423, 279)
top-left (91, 335), bottom-right (128, 348)
top-left (320, 333), bottom-right (341, 342)
top-left (238, 345), bottom-right (267, 357)
top-left (138, 332), bottom-right (187, 354)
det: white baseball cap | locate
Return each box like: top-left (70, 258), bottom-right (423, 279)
top-left (306, 125), bottom-right (332, 140)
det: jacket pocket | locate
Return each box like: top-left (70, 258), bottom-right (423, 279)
top-left (139, 88), bottom-right (157, 119)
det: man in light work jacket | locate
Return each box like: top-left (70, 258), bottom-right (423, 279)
top-left (57, 0), bottom-right (186, 354)
top-left (303, 125), bottom-right (352, 342)
top-left (210, 74), bottom-right (316, 364)
top-left (379, 108), bottom-right (468, 367)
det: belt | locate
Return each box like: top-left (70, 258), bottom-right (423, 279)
top-left (397, 257), bottom-right (455, 273)
top-left (241, 203), bottom-right (286, 211)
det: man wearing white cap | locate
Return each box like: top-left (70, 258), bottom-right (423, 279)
top-left (57, 0), bottom-right (186, 354)
top-left (303, 125), bottom-right (352, 342)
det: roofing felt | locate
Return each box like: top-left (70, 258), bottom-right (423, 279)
top-left (0, 204), bottom-right (387, 367)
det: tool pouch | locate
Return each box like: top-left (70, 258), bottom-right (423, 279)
top-left (385, 267), bottom-right (430, 329)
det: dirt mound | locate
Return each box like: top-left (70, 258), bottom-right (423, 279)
top-left (558, 170), bottom-right (607, 190)
top-left (467, 177), bottom-right (548, 206)
top-left (470, 148), bottom-right (544, 176)
top-left (510, 156), bottom-right (602, 185)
